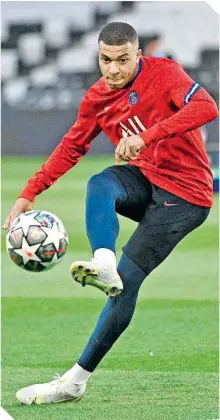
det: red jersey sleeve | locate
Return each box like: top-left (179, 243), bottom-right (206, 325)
top-left (140, 61), bottom-right (219, 145)
top-left (19, 92), bottom-right (101, 201)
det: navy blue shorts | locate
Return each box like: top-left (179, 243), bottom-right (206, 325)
top-left (104, 165), bottom-right (210, 274)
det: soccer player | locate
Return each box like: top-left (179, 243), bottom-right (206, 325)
top-left (3, 22), bottom-right (218, 405)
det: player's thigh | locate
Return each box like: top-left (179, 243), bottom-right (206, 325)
top-left (122, 188), bottom-right (210, 274)
top-left (103, 165), bottom-right (152, 222)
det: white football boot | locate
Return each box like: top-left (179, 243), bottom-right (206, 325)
top-left (16, 371), bottom-right (86, 405)
top-left (70, 258), bottom-right (123, 297)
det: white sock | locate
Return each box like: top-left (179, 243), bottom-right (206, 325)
top-left (94, 248), bottom-right (116, 267)
top-left (65, 363), bottom-right (92, 384)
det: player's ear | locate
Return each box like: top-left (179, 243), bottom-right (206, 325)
top-left (136, 49), bottom-right (142, 62)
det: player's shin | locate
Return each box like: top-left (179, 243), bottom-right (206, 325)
top-left (77, 254), bottom-right (146, 371)
top-left (85, 171), bottom-right (127, 253)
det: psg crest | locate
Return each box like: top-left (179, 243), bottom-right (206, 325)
top-left (129, 91), bottom-right (139, 105)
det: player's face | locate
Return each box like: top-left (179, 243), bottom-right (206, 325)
top-left (99, 41), bottom-right (142, 89)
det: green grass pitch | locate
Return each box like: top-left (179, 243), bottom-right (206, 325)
top-left (1, 156), bottom-right (219, 420)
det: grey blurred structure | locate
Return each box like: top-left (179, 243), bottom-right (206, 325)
top-left (1, 1), bottom-right (219, 162)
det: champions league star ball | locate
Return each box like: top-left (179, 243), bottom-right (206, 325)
top-left (6, 210), bottom-right (68, 272)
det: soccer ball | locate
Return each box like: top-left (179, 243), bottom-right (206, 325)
top-left (6, 210), bottom-right (68, 272)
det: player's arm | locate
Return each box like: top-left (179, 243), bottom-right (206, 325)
top-left (115, 62), bottom-right (218, 164)
top-left (2, 93), bottom-right (101, 229)
top-left (140, 62), bottom-right (219, 145)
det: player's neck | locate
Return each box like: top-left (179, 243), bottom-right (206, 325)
top-left (124, 58), bottom-right (143, 89)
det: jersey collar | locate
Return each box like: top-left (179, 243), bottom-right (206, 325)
top-left (124, 58), bottom-right (143, 89)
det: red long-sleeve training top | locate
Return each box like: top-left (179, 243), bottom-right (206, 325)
top-left (19, 57), bottom-right (219, 207)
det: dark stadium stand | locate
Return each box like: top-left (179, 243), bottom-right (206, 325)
top-left (1, 1), bottom-right (219, 170)
top-left (1, 1), bottom-right (219, 108)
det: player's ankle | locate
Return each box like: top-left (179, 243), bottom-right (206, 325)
top-left (67, 363), bottom-right (92, 384)
top-left (94, 248), bottom-right (116, 267)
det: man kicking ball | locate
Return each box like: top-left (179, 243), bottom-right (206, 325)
top-left (3, 22), bottom-right (218, 404)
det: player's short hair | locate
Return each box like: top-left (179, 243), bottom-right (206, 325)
top-left (98, 22), bottom-right (138, 46)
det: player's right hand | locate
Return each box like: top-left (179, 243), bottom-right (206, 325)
top-left (2, 198), bottom-right (34, 230)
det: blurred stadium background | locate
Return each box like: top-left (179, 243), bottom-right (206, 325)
top-left (1, 2), bottom-right (219, 420)
top-left (1, 1), bottom-right (219, 172)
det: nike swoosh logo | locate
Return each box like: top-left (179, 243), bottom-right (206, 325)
top-left (164, 201), bottom-right (178, 206)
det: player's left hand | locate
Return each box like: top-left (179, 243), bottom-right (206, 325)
top-left (115, 135), bottom-right (145, 164)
